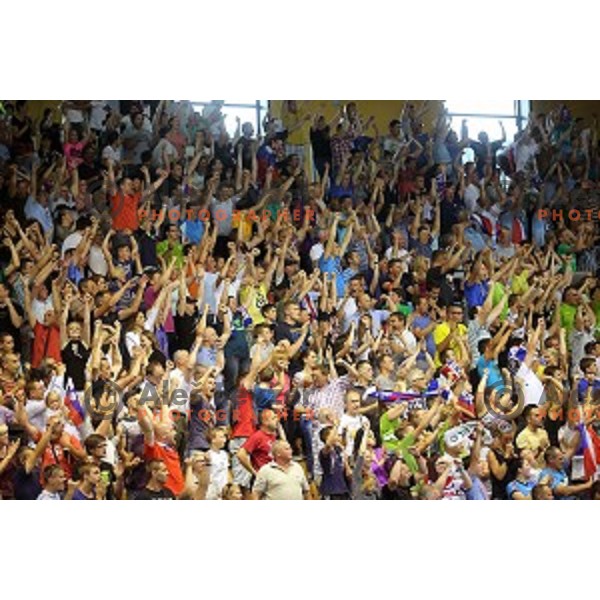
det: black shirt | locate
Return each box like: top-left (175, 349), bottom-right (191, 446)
top-left (61, 340), bottom-right (91, 391)
top-left (381, 480), bottom-right (414, 500)
top-left (489, 449), bottom-right (518, 500)
top-left (426, 266), bottom-right (455, 307)
top-left (234, 137), bottom-right (256, 171)
top-left (77, 161), bottom-right (101, 183)
top-left (131, 487), bottom-right (175, 500)
top-left (274, 321), bottom-right (297, 345)
top-left (0, 301), bottom-right (24, 353)
top-left (174, 310), bottom-right (199, 353)
top-left (13, 466), bottom-right (42, 500)
top-left (310, 126), bottom-right (331, 160)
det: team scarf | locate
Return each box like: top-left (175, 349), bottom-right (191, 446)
top-left (368, 378), bottom-right (451, 404)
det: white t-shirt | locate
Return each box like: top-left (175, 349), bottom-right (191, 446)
top-left (202, 272), bottom-right (220, 314)
top-left (37, 490), bottom-right (61, 500)
top-left (101, 145), bottom-right (122, 165)
top-left (384, 247), bottom-right (410, 269)
top-left (397, 329), bottom-right (417, 354)
top-left (89, 101), bottom-right (108, 131)
top-left (516, 363), bottom-right (544, 406)
top-left (558, 423), bottom-right (579, 452)
top-left (464, 184), bottom-right (480, 214)
top-left (514, 139), bottom-right (539, 173)
top-left (338, 413), bottom-right (369, 457)
top-left (32, 298), bottom-right (53, 325)
top-left (340, 297), bottom-right (358, 333)
top-left (310, 242), bottom-right (324, 265)
top-left (65, 108), bottom-right (84, 124)
top-left (152, 138), bottom-right (178, 169)
top-left (88, 245), bottom-right (108, 276)
top-left (206, 449), bottom-right (229, 500)
top-left (169, 368), bottom-right (192, 415)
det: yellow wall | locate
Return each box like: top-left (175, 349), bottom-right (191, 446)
top-left (20, 99), bottom-right (600, 133)
top-left (270, 100), bottom-right (444, 134)
top-left (7, 100), bottom-right (61, 123)
top-left (531, 100), bottom-right (600, 130)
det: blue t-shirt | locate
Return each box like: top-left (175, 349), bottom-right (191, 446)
top-left (578, 378), bottom-right (600, 402)
top-left (319, 255), bottom-right (345, 296)
top-left (254, 385), bottom-right (276, 411)
top-left (539, 468), bottom-right (571, 500)
top-left (465, 476), bottom-right (489, 500)
top-left (412, 314), bottom-right (436, 358)
top-left (464, 280), bottom-right (489, 310)
top-left (476, 356), bottom-right (504, 390)
top-left (506, 478), bottom-right (535, 499)
top-left (72, 489), bottom-right (93, 500)
top-left (182, 219), bottom-right (204, 244)
top-left (329, 183), bottom-right (353, 200)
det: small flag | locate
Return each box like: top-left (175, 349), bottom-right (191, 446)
top-left (64, 379), bottom-right (85, 427)
top-left (456, 391), bottom-right (476, 419)
top-left (440, 360), bottom-right (462, 385)
top-left (577, 423), bottom-right (599, 480)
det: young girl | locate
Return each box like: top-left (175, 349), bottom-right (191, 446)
top-left (221, 482), bottom-right (243, 500)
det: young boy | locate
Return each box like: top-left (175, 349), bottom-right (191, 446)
top-left (319, 423), bottom-right (351, 499)
top-left (206, 427), bottom-right (230, 500)
top-left (253, 368), bottom-right (284, 417)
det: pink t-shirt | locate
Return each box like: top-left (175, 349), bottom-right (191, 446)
top-left (64, 140), bottom-right (87, 170)
top-left (144, 286), bottom-right (175, 333)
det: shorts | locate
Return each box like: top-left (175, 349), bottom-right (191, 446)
top-left (229, 437), bottom-right (252, 488)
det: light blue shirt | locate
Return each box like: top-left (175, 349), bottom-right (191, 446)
top-left (25, 195), bottom-right (53, 236)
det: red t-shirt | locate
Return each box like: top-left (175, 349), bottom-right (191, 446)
top-left (32, 322), bottom-right (61, 369)
top-left (111, 191), bottom-right (142, 231)
top-left (144, 441), bottom-right (184, 496)
top-left (231, 385), bottom-right (256, 439)
top-left (35, 432), bottom-right (84, 484)
top-left (242, 429), bottom-right (276, 471)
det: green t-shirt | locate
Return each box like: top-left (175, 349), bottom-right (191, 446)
top-left (492, 281), bottom-right (509, 321)
top-left (265, 201), bottom-right (282, 223)
top-left (379, 413), bottom-right (418, 473)
top-left (156, 240), bottom-right (185, 268)
top-left (560, 303), bottom-right (577, 336)
top-left (396, 303), bottom-right (413, 317)
top-left (556, 243), bottom-right (577, 272)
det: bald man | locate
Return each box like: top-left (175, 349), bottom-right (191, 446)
top-left (253, 439), bottom-right (309, 500)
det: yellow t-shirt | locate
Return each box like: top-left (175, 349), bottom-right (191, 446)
top-left (511, 269), bottom-right (529, 295)
top-left (516, 426), bottom-right (549, 455)
top-left (433, 322), bottom-right (468, 367)
top-left (232, 211), bottom-right (253, 242)
top-left (239, 282), bottom-right (268, 326)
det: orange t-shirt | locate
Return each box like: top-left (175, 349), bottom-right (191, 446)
top-left (111, 191), bottom-right (142, 231)
top-left (186, 261), bottom-right (199, 300)
top-left (143, 441), bottom-right (184, 496)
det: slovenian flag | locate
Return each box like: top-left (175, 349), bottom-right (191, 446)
top-left (577, 423), bottom-right (599, 480)
top-left (64, 379), bottom-right (85, 427)
top-left (456, 392), bottom-right (476, 419)
top-left (440, 360), bottom-right (462, 385)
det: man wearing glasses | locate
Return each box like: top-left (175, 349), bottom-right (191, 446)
top-left (433, 302), bottom-right (468, 367)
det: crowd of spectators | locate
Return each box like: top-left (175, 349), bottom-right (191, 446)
top-left (0, 99), bottom-right (599, 500)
